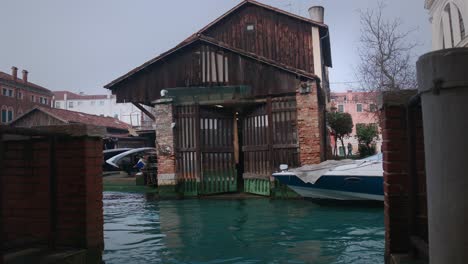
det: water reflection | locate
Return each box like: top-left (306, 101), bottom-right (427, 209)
top-left (103, 193), bottom-right (384, 264)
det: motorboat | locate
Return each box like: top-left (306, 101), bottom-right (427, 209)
top-left (103, 148), bottom-right (132, 172)
top-left (106, 147), bottom-right (156, 175)
top-left (273, 154), bottom-right (383, 201)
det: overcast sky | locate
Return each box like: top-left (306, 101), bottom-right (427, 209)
top-left (0, 0), bottom-right (430, 94)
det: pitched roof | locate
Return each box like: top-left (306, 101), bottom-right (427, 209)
top-left (14, 106), bottom-right (130, 131)
top-left (198, 0), bottom-right (327, 33)
top-left (105, 0), bottom-right (329, 89)
top-left (105, 34), bottom-right (319, 89)
top-left (0, 71), bottom-right (53, 95)
top-left (53, 91), bottom-right (109, 100)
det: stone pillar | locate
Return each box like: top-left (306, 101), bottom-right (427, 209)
top-left (417, 48), bottom-right (468, 264)
top-left (296, 81), bottom-right (323, 165)
top-left (154, 98), bottom-right (178, 197)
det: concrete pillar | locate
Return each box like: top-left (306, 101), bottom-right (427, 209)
top-left (417, 48), bottom-right (468, 264)
top-left (153, 98), bottom-right (178, 197)
top-left (296, 81), bottom-right (324, 165)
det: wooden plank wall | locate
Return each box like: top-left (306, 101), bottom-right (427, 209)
top-left (112, 43), bottom-right (301, 104)
top-left (204, 4), bottom-right (315, 74)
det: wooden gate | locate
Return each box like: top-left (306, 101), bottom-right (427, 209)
top-left (271, 97), bottom-right (299, 169)
top-left (242, 97), bottom-right (299, 195)
top-left (175, 105), bottom-right (237, 196)
top-left (174, 105), bottom-right (199, 196)
top-left (199, 108), bottom-right (237, 194)
top-left (242, 104), bottom-right (270, 195)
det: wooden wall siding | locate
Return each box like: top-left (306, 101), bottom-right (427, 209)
top-left (11, 110), bottom-right (64, 128)
top-left (203, 4), bottom-right (315, 74)
top-left (242, 96), bottom-right (299, 179)
top-left (111, 43), bottom-right (301, 104)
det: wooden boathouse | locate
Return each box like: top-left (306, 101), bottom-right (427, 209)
top-left (104, 0), bottom-right (332, 197)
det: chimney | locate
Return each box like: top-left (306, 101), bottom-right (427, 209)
top-left (11, 66), bottom-right (18, 81)
top-left (22, 69), bottom-right (28, 83)
top-left (308, 6), bottom-right (324, 23)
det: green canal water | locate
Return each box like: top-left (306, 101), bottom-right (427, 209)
top-left (103, 192), bottom-right (384, 264)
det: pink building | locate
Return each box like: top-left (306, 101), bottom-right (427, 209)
top-left (330, 90), bottom-right (381, 156)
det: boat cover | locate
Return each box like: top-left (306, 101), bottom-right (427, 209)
top-left (286, 159), bottom-right (355, 184)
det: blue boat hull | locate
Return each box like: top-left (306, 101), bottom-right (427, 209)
top-left (274, 174), bottom-right (384, 201)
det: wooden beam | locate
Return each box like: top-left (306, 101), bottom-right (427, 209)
top-left (132, 102), bottom-right (155, 121)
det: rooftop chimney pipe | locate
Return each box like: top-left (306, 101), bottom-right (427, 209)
top-left (11, 66), bottom-right (18, 81)
top-left (308, 6), bottom-right (324, 23)
top-left (22, 70), bottom-right (28, 83)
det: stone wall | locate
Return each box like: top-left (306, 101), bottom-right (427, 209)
top-left (296, 81), bottom-right (324, 165)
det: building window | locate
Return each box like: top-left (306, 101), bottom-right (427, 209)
top-left (39, 97), bottom-right (48, 105)
top-left (90, 101), bottom-right (95, 106)
top-left (78, 101), bottom-right (83, 106)
top-left (114, 114), bottom-right (119, 119)
top-left (357, 104), bottom-right (363, 112)
top-left (55, 102), bottom-right (61, 108)
top-left (445, 4), bottom-right (455, 47)
top-left (338, 105), bottom-right (344, 112)
top-left (1, 108), bottom-right (6, 123)
top-left (458, 7), bottom-right (465, 39)
top-left (369, 104), bottom-right (377, 112)
top-left (31, 95), bottom-right (35, 102)
top-left (17, 91), bottom-right (23, 99)
top-left (69, 101), bottom-right (74, 108)
top-left (99, 101), bottom-right (104, 106)
top-left (2, 88), bottom-right (14, 97)
top-left (7, 108), bottom-right (13, 122)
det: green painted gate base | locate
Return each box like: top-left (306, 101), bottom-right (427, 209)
top-left (178, 172), bottom-right (237, 197)
top-left (179, 179), bottom-right (199, 197)
top-left (244, 178), bottom-right (271, 196)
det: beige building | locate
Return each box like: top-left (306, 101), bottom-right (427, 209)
top-left (425, 0), bottom-right (468, 49)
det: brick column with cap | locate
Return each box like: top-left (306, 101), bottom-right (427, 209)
top-left (153, 98), bottom-right (178, 197)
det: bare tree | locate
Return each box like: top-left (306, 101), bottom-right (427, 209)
top-left (357, 3), bottom-right (418, 93)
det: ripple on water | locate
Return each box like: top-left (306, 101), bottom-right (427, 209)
top-left (103, 192), bottom-right (384, 264)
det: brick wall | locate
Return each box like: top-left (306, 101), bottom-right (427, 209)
top-left (296, 82), bottom-right (324, 165)
top-left (380, 91), bottom-right (428, 263)
top-left (154, 100), bottom-right (176, 185)
top-left (1, 139), bottom-right (52, 246)
top-left (1, 127), bottom-right (104, 263)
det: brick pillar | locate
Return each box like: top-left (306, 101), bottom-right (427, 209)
top-left (1, 125), bottom-right (104, 263)
top-left (379, 91), bottom-right (425, 263)
top-left (296, 81), bottom-right (323, 165)
top-left (54, 136), bottom-right (103, 263)
top-left (154, 99), bottom-right (178, 197)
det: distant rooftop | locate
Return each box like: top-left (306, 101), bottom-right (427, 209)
top-left (53, 90), bottom-right (110, 101)
top-left (0, 71), bottom-right (53, 95)
top-left (16, 106), bottom-right (130, 131)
